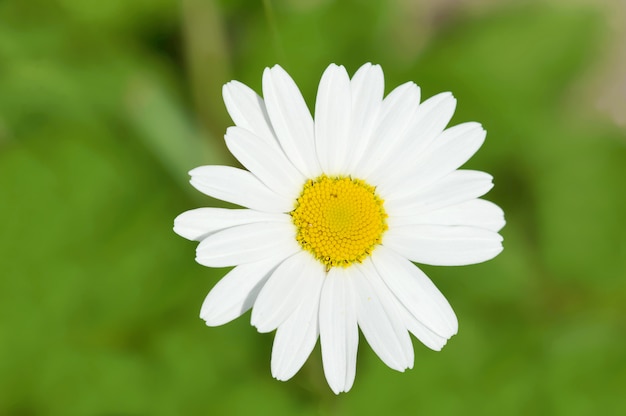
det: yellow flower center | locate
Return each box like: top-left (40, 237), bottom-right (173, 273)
top-left (291, 175), bottom-right (388, 270)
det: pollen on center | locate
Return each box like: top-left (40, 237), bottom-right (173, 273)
top-left (290, 175), bottom-right (388, 270)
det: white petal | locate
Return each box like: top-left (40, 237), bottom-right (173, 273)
top-left (319, 267), bottom-right (359, 394)
top-left (345, 63), bottom-right (384, 172)
top-left (390, 198), bottom-right (506, 232)
top-left (314, 64), bottom-right (352, 175)
top-left (223, 80), bottom-right (277, 145)
top-left (174, 208), bottom-right (287, 241)
top-left (403, 91), bottom-right (456, 153)
top-left (359, 259), bottom-right (449, 351)
top-left (384, 170), bottom-right (494, 214)
top-left (189, 165), bottom-right (293, 213)
top-left (271, 258), bottom-right (325, 381)
top-left (370, 246), bottom-right (458, 338)
top-left (262, 65), bottom-right (321, 177)
top-left (353, 263), bottom-right (414, 371)
top-left (195, 221), bottom-right (299, 267)
top-left (384, 224), bottom-right (504, 266)
top-left (398, 306), bottom-right (450, 351)
top-left (354, 82), bottom-right (420, 179)
top-left (225, 126), bottom-right (305, 199)
top-left (370, 92), bottom-right (457, 187)
top-left (200, 255), bottom-right (286, 326)
top-left (381, 121), bottom-right (484, 194)
top-left (252, 252), bottom-right (323, 333)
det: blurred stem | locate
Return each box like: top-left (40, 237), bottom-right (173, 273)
top-left (180, 0), bottom-right (231, 139)
top-left (125, 76), bottom-right (229, 194)
top-left (262, 0), bottom-right (287, 63)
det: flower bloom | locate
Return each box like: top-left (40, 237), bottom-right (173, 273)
top-left (174, 63), bottom-right (504, 393)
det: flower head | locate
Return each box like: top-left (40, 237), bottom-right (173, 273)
top-left (174, 63), bottom-right (504, 394)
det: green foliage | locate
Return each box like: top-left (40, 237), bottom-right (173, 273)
top-left (1, 0), bottom-right (624, 415)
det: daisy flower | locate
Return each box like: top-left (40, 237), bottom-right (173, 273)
top-left (174, 63), bottom-right (504, 394)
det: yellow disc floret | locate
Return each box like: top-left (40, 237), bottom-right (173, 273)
top-left (291, 175), bottom-right (388, 270)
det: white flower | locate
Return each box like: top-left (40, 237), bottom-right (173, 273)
top-left (174, 63), bottom-right (504, 394)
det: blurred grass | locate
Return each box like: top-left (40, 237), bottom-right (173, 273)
top-left (1, 0), bottom-right (625, 415)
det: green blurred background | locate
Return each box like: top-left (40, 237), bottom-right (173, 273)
top-left (1, 0), bottom-right (625, 414)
